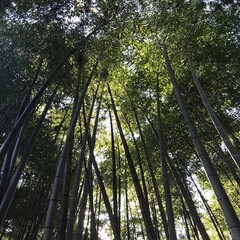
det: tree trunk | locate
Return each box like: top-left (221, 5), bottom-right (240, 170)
top-left (164, 44), bottom-right (240, 240)
top-left (182, 201), bottom-right (191, 240)
top-left (75, 99), bottom-right (100, 240)
top-left (56, 143), bottom-right (73, 240)
top-left (190, 175), bottom-right (227, 240)
top-left (90, 131), bottom-right (120, 239)
top-left (181, 197), bottom-right (199, 240)
top-left (188, 52), bottom-right (240, 169)
top-left (89, 172), bottom-right (98, 240)
top-left (0, 143), bottom-right (15, 201)
top-left (0, 57), bottom-right (42, 200)
top-left (123, 114), bottom-right (149, 209)
top-left (156, 77), bottom-right (177, 240)
top-left (0, 87), bottom-right (58, 226)
top-left (43, 60), bottom-right (98, 240)
top-left (125, 166), bottom-right (131, 240)
top-left (65, 86), bottom-right (99, 239)
top-left (193, 102), bottom-right (240, 187)
top-left (108, 83), bottom-right (156, 240)
top-left (166, 152), bottom-right (209, 240)
top-left (57, 64), bottom-right (82, 240)
top-left (126, 92), bottom-right (168, 239)
top-left (18, 128), bottom-right (62, 240)
top-left (0, 29), bottom-right (100, 159)
top-left (109, 109), bottom-right (119, 225)
top-left (74, 169), bottom-right (90, 240)
top-left (141, 102), bottom-right (209, 239)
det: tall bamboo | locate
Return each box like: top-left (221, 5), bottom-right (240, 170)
top-left (156, 77), bottom-right (177, 240)
top-left (126, 90), bottom-right (168, 239)
top-left (43, 60), bottom-right (98, 239)
top-left (57, 66), bottom-right (82, 239)
top-left (164, 44), bottom-right (240, 240)
top-left (108, 83), bottom-right (156, 240)
top-left (66, 85), bottom-right (100, 239)
top-left (0, 87), bottom-right (58, 226)
top-left (188, 52), bottom-right (240, 169)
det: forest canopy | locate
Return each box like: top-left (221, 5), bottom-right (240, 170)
top-left (0, 0), bottom-right (240, 239)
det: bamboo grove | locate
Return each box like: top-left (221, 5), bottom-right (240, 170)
top-left (1, 0), bottom-right (240, 239)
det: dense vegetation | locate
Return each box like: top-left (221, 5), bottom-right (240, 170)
top-left (1, 0), bottom-right (240, 239)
